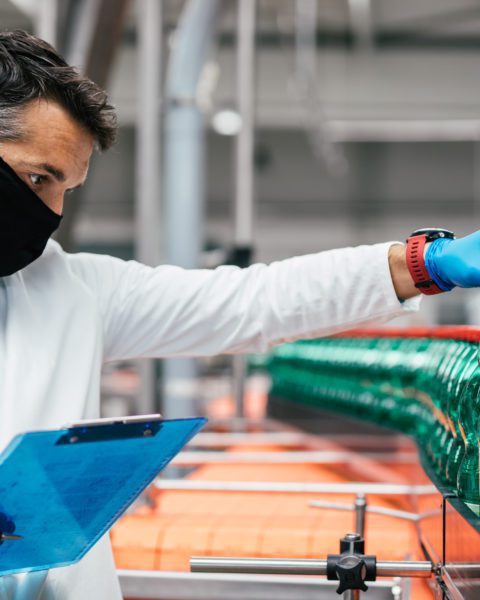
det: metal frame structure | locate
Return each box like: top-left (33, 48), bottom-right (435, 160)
top-left (153, 479), bottom-right (436, 495)
top-left (52, 0), bottom-right (130, 252)
top-left (115, 416), bottom-right (480, 599)
top-left (163, 0), bottom-right (221, 418)
top-left (169, 450), bottom-right (419, 465)
top-left (189, 557), bottom-right (433, 578)
top-left (118, 570), bottom-right (398, 600)
top-left (135, 0), bottom-right (163, 414)
top-left (232, 0), bottom-right (256, 418)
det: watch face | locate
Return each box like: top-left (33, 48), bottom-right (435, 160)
top-left (410, 228), bottom-right (455, 240)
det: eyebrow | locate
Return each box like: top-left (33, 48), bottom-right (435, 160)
top-left (29, 162), bottom-right (66, 183)
top-left (23, 161), bottom-right (86, 191)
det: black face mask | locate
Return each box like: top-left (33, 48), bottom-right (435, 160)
top-left (0, 157), bottom-right (62, 277)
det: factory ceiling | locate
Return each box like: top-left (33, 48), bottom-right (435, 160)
top-left (4, 0), bottom-right (480, 50)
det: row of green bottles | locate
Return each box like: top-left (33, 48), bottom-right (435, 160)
top-left (267, 335), bottom-right (480, 515)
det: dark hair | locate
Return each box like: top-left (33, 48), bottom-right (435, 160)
top-left (0, 29), bottom-right (116, 150)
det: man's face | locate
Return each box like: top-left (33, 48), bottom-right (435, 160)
top-left (0, 99), bottom-right (94, 215)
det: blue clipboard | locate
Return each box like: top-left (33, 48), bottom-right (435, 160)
top-left (0, 415), bottom-right (206, 576)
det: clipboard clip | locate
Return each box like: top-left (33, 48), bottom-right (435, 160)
top-left (63, 414), bottom-right (163, 429)
top-left (56, 416), bottom-right (164, 445)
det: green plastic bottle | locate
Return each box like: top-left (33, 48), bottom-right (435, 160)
top-left (416, 340), bottom-right (451, 466)
top-left (445, 347), bottom-right (479, 485)
top-left (457, 375), bottom-right (480, 515)
top-left (437, 343), bottom-right (476, 481)
top-left (267, 335), bottom-right (480, 504)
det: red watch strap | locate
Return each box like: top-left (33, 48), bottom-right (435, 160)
top-left (406, 235), bottom-right (444, 295)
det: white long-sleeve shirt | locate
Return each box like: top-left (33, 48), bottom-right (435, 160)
top-left (0, 239), bottom-right (419, 599)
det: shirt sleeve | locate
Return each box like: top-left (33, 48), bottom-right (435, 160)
top-left (67, 242), bottom-right (420, 362)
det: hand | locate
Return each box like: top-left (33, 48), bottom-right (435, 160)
top-left (425, 230), bottom-right (480, 290)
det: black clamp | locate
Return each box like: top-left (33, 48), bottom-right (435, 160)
top-left (327, 533), bottom-right (377, 594)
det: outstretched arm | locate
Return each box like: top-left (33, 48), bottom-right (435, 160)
top-left (68, 242), bottom-right (419, 362)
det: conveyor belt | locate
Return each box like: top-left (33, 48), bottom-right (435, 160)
top-left (112, 433), bottom-right (435, 598)
top-left (113, 326), bottom-right (480, 598)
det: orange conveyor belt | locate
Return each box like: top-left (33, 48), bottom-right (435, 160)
top-left (111, 444), bottom-right (435, 598)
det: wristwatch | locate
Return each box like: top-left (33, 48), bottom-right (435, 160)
top-left (406, 228), bottom-right (455, 295)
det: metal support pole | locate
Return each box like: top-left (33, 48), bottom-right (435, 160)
top-left (155, 480), bottom-right (437, 495)
top-left (190, 557), bottom-right (434, 578)
top-left (347, 0), bottom-right (372, 50)
top-left (36, 0), bottom-right (59, 47)
top-left (171, 450), bottom-right (416, 465)
top-left (192, 557), bottom-right (327, 575)
top-left (294, 0), bottom-right (317, 91)
top-left (354, 493), bottom-right (367, 538)
top-left (310, 499), bottom-right (428, 522)
top-left (232, 0), bottom-right (256, 419)
top-left (136, 0), bottom-right (162, 267)
top-left (232, 355), bottom-right (247, 419)
top-left (64, 0), bottom-right (99, 71)
top-left (135, 0), bottom-right (163, 414)
top-left (54, 0), bottom-right (129, 252)
top-left (163, 0), bottom-right (221, 417)
top-left (294, 0), bottom-right (347, 175)
top-left (234, 0), bottom-right (256, 248)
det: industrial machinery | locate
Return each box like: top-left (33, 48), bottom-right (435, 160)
top-left (114, 327), bottom-right (480, 599)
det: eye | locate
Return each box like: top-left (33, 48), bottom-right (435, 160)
top-left (29, 173), bottom-right (47, 187)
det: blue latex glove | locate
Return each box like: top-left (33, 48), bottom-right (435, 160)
top-left (0, 510), bottom-right (15, 535)
top-left (424, 231), bottom-right (480, 290)
top-left (0, 509), bottom-right (15, 546)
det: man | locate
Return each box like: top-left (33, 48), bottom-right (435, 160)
top-left (0, 29), bottom-right (478, 599)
